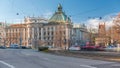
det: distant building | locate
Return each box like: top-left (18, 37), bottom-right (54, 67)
top-left (5, 17), bottom-right (47, 47)
top-left (94, 13), bottom-right (120, 46)
top-left (72, 24), bottom-right (89, 46)
top-left (24, 16), bottom-right (48, 48)
top-left (46, 4), bottom-right (72, 49)
top-left (95, 22), bottom-right (110, 46)
top-left (5, 23), bottom-right (27, 47)
top-left (0, 22), bottom-right (6, 46)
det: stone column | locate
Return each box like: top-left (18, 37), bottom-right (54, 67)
top-left (37, 27), bottom-right (39, 40)
top-left (41, 28), bottom-right (43, 40)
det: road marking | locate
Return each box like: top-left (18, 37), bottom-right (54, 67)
top-left (0, 60), bottom-right (15, 68)
top-left (43, 58), bottom-right (49, 60)
top-left (112, 64), bottom-right (120, 66)
top-left (80, 65), bottom-right (97, 68)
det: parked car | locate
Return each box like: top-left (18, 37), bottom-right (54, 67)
top-left (10, 44), bottom-right (20, 49)
top-left (81, 45), bottom-right (105, 51)
top-left (0, 46), bottom-right (6, 49)
top-left (105, 45), bottom-right (120, 52)
top-left (27, 45), bottom-right (32, 49)
top-left (69, 45), bottom-right (81, 51)
top-left (21, 46), bottom-right (27, 49)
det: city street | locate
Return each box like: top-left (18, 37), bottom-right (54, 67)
top-left (0, 49), bottom-right (120, 68)
top-left (1, 1), bottom-right (120, 68)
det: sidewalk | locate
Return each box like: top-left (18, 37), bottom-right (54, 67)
top-left (72, 51), bottom-right (120, 57)
top-left (45, 50), bottom-right (120, 62)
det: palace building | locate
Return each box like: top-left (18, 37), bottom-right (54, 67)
top-left (0, 22), bottom-right (6, 46)
top-left (5, 4), bottom-right (72, 49)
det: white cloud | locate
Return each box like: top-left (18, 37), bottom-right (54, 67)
top-left (42, 12), bottom-right (53, 19)
top-left (86, 18), bottom-right (100, 29)
top-left (86, 12), bottom-right (119, 31)
top-left (3, 18), bottom-right (24, 24)
top-left (85, 18), bottom-right (100, 33)
top-left (103, 12), bottom-right (117, 28)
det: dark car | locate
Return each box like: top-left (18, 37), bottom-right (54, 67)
top-left (21, 46), bottom-right (27, 49)
top-left (0, 46), bottom-right (6, 49)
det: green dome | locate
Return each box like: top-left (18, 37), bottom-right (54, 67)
top-left (49, 4), bottom-right (71, 24)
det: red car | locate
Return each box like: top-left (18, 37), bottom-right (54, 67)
top-left (81, 45), bottom-right (104, 51)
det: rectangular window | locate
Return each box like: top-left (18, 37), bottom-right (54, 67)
top-left (51, 31), bottom-right (54, 35)
top-left (51, 37), bottom-right (53, 40)
top-left (44, 37), bottom-right (46, 40)
top-left (48, 37), bottom-right (50, 40)
top-left (64, 31), bottom-right (66, 35)
top-left (51, 27), bottom-right (53, 31)
top-left (39, 37), bottom-right (41, 40)
top-left (44, 32), bottom-right (46, 35)
top-left (39, 32), bottom-right (41, 35)
top-left (39, 27), bottom-right (41, 31)
top-left (48, 27), bottom-right (49, 31)
top-left (48, 32), bottom-right (50, 35)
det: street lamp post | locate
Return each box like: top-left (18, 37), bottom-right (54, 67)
top-left (19, 34), bottom-right (22, 48)
top-left (64, 39), bottom-right (67, 50)
top-left (16, 13), bottom-right (22, 48)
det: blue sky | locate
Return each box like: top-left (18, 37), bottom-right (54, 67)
top-left (0, 0), bottom-right (120, 23)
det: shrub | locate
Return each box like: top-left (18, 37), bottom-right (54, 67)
top-left (38, 46), bottom-right (49, 51)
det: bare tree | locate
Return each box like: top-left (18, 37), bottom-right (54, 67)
top-left (111, 13), bottom-right (120, 44)
top-left (113, 14), bottom-right (120, 29)
top-left (87, 24), bottom-right (98, 44)
top-left (54, 24), bottom-right (66, 49)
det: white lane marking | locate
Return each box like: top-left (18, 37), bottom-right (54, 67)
top-left (112, 64), bottom-right (120, 66)
top-left (43, 58), bottom-right (49, 60)
top-left (0, 60), bottom-right (15, 68)
top-left (80, 65), bottom-right (97, 68)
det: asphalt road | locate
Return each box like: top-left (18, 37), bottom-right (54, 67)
top-left (0, 49), bottom-right (120, 68)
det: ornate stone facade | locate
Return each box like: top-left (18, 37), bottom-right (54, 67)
top-left (5, 4), bottom-right (72, 50)
top-left (5, 24), bottom-right (27, 47)
top-left (72, 24), bottom-right (89, 46)
top-left (0, 22), bottom-right (6, 46)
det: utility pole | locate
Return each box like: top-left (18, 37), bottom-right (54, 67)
top-left (19, 27), bottom-right (22, 48)
top-left (19, 20), bottom-right (22, 48)
top-left (16, 13), bottom-right (22, 48)
top-left (64, 22), bottom-right (67, 50)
